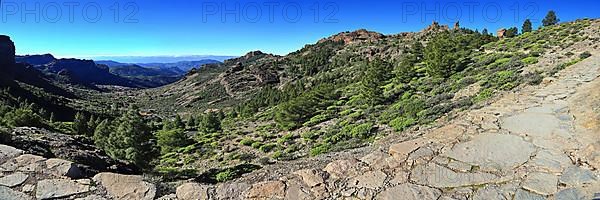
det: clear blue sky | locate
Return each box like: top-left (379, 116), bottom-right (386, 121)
top-left (2, 0), bottom-right (599, 59)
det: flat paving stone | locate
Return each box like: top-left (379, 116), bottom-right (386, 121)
top-left (0, 185), bottom-right (32, 200)
top-left (472, 185), bottom-right (510, 200)
top-left (554, 188), bottom-right (586, 200)
top-left (530, 150), bottom-right (573, 173)
top-left (522, 172), bottom-right (558, 195)
top-left (444, 133), bottom-right (536, 171)
top-left (502, 113), bottom-right (561, 137)
top-left (514, 189), bottom-right (545, 200)
top-left (559, 166), bottom-right (597, 186)
top-left (375, 183), bottom-right (441, 200)
top-left (36, 179), bottom-right (90, 200)
top-left (348, 170), bottom-right (387, 189)
top-left (410, 163), bottom-right (500, 188)
top-left (0, 172), bottom-right (28, 187)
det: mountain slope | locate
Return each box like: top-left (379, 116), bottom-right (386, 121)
top-left (0, 36), bottom-right (77, 121)
top-left (130, 19), bottom-right (600, 179)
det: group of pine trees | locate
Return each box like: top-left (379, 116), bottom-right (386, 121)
top-left (504, 10), bottom-right (560, 38)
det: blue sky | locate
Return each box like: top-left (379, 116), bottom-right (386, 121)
top-left (1, 0), bottom-right (599, 60)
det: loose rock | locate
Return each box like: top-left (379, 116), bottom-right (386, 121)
top-left (0, 172), bottom-right (28, 187)
top-left (375, 183), bottom-right (441, 200)
top-left (323, 159), bottom-right (359, 179)
top-left (0, 185), bottom-right (32, 200)
top-left (293, 169), bottom-right (325, 187)
top-left (522, 172), bottom-right (558, 195)
top-left (245, 181), bottom-right (286, 199)
top-left (35, 179), bottom-right (90, 199)
top-left (176, 182), bottom-right (209, 200)
top-left (559, 166), bottom-right (597, 186)
top-left (348, 170), bottom-right (387, 189)
top-left (93, 172), bottom-right (156, 200)
top-left (410, 162), bottom-right (500, 188)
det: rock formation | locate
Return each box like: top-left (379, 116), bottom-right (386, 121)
top-left (0, 35), bottom-right (15, 67)
top-left (422, 21), bottom-right (450, 33)
top-left (497, 28), bottom-right (507, 39)
top-left (319, 29), bottom-right (385, 44)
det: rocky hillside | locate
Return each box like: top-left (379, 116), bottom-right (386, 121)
top-left (1, 44), bottom-right (599, 200)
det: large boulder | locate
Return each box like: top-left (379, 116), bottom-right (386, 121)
top-left (93, 173), bottom-right (156, 200)
top-left (0, 35), bottom-right (15, 67)
top-left (0, 144), bottom-right (23, 163)
top-left (244, 181), bottom-right (286, 199)
top-left (35, 179), bottom-right (90, 199)
top-left (176, 182), bottom-right (209, 200)
top-left (8, 127), bottom-right (138, 176)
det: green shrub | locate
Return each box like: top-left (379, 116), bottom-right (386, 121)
top-left (215, 169), bottom-right (235, 182)
top-left (473, 88), bottom-right (494, 103)
top-left (157, 128), bottom-right (192, 154)
top-left (271, 150), bottom-right (283, 159)
top-left (389, 117), bottom-right (417, 132)
top-left (155, 167), bottom-right (198, 181)
top-left (350, 122), bottom-right (374, 139)
top-left (3, 108), bottom-right (44, 128)
top-left (489, 70), bottom-right (519, 90)
top-left (250, 141), bottom-right (263, 149)
top-left (524, 72), bottom-right (544, 85)
top-left (580, 51), bottom-right (592, 59)
top-left (493, 58), bottom-right (512, 65)
top-left (239, 138), bottom-right (255, 146)
top-left (259, 143), bottom-right (277, 153)
top-left (303, 113), bottom-right (332, 127)
top-left (310, 143), bottom-right (330, 156)
top-left (521, 57), bottom-right (539, 65)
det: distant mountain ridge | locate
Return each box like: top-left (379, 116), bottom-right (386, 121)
top-left (93, 55), bottom-right (236, 63)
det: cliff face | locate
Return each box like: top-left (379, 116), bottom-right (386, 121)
top-left (0, 35), bottom-right (16, 67)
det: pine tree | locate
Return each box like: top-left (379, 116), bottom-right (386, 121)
top-left (522, 19), bottom-right (533, 33)
top-left (186, 115), bottom-right (196, 129)
top-left (482, 28), bottom-right (489, 35)
top-left (198, 112), bottom-right (221, 133)
top-left (105, 108), bottom-right (156, 167)
top-left (361, 59), bottom-right (391, 105)
top-left (157, 128), bottom-right (191, 154)
top-left (93, 119), bottom-right (111, 150)
top-left (163, 115), bottom-right (185, 130)
top-left (86, 115), bottom-right (98, 136)
top-left (174, 115), bottom-right (185, 129)
top-left (505, 27), bottom-right (519, 38)
top-left (73, 112), bottom-right (89, 135)
top-left (395, 53), bottom-right (418, 83)
top-left (542, 11), bottom-right (559, 26)
top-left (424, 32), bottom-right (472, 78)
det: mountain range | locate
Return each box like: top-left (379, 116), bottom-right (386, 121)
top-left (15, 54), bottom-right (224, 89)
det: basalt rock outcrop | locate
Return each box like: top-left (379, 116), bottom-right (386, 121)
top-left (319, 29), bottom-right (385, 45)
top-left (5, 127), bottom-right (138, 177)
top-left (0, 144), bottom-right (155, 200)
top-left (0, 35), bottom-right (15, 67)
